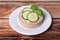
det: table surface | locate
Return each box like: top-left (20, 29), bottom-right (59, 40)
top-left (0, 0), bottom-right (60, 40)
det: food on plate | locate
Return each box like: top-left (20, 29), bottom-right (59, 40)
top-left (18, 5), bottom-right (44, 29)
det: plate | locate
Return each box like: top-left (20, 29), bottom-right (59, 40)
top-left (9, 5), bottom-right (52, 35)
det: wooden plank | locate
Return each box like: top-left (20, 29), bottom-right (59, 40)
top-left (0, 0), bottom-right (60, 2)
top-left (0, 4), bottom-right (18, 18)
top-left (0, 18), bottom-right (60, 39)
top-left (0, 2), bottom-right (60, 18)
top-left (0, 37), bottom-right (60, 40)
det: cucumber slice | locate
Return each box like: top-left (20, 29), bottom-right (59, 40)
top-left (22, 11), bottom-right (30, 20)
top-left (23, 7), bottom-right (33, 12)
top-left (28, 12), bottom-right (38, 22)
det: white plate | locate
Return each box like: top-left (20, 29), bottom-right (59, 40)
top-left (9, 5), bottom-right (52, 35)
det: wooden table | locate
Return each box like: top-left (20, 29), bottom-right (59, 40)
top-left (0, 0), bottom-right (60, 40)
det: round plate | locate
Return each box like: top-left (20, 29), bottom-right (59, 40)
top-left (9, 5), bottom-right (52, 35)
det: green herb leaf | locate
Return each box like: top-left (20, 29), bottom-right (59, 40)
top-left (34, 9), bottom-right (44, 16)
top-left (31, 5), bottom-right (38, 11)
top-left (31, 5), bottom-right (44, 16)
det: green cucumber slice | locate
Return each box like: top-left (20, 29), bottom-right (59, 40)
top-left (22, 11), bottom-right (30, 20)
top-left (28, 12), bottom-right (38, 22)
top-left (23, 7), bottom-right (33, 12)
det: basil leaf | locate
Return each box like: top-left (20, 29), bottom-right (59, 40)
top-left (31, 5), bottom-right (38, 11)
top-left (31, 5), bottom-right (44, 16)
top-left (34, 9), bottom-right (44, 16)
